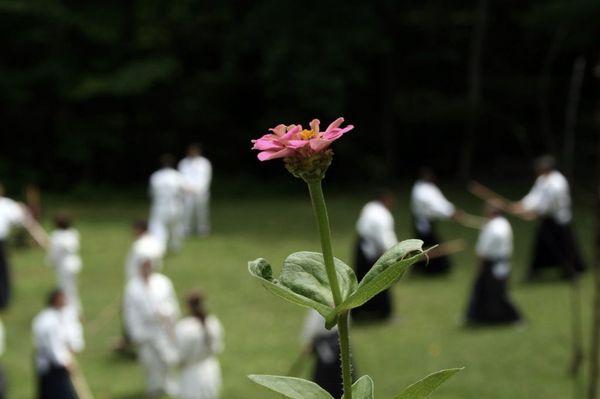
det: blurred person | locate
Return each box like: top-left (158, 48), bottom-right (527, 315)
top-left (471, 155), bottom-right (586, 279)
top-left (353, 189), bottom-right (398, 321)
top-left (513, 155), bottom-right (585, 279)
top-left (465, 204), bottom-right (523, 325)
top-left (125, 220), bottom-right (165, 281)
top-left (149, 154), bottom-right (186, 252)
top-left (410, 167), bottom-right (463, 275)
top-left (124, 260), bottom-right (180, 398)
top-left (178, 143), bottom-right (212, 237)
top-left (299, 309), bottom-right (344, 398)
top-left (115, 220), bottom-right (166, 355)
top-left (47, 212), bottom-right (83, 314)
top-left (32, 289), bottom-right (83, 399)
top-left (0, 182), bottom-right (27, 309)
top-left (175, 290), bottom-right (224, 399)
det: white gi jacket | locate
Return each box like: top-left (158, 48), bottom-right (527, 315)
top-left (149, 168), bottom-right (186, 249)
top-left (32, 307), bottom-right (82, 373)
top-left (411, 180), bottom-right (455, 235)
top-left (0, 197), bottom-right (25, 240)
top-left (175, 315), bottom-right (224, 399)
top-left (124, 273), bottom-right (180, 395)
top-left (124, 233), bottom-right (166, 281)
top-left (356, 201), bottom-right (398, 260)
top-left (521, 170), bottom-right (572, 224)
top-left (47, 229), bottom-right (82, 311)
top-left (476, 216), bottom-right (513, 278)
top-left (178, 156), bottom-right (212, 196)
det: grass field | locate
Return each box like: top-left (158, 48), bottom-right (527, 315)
top-left (1, 184), bottom-right (596, 398)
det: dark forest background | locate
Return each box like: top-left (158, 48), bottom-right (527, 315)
top-left (0, 0), bottom-right (599, 192)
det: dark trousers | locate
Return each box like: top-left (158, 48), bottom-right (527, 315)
top-left (466, 260), bottom-right (522, 325)
top-left (0, 241), bottom-right (10, 310)
top-left (412, 220), bottom-right (451, 275)
top-left (530, 218), bottom-right (586, 278)
top-left (352, 238), bottom-right (392, 321)
top-left (38, 366), bottom-right (78, 399)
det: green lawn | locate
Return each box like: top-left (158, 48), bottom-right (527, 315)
top-left (2, 185), bottom-right (596, 398)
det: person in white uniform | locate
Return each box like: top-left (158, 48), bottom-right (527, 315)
top-left (175, 291), bottom-right (224, 399)
top-left (149, 154), bottom-right (187, 252)
top-left (299, 309), bottom-right (344, 398)
top-left (411, 168), bottom-right (463, 275)
top-left (465, 205), bottom-right (522, 325)
top-left (47, 213), bottom-right (83, 314)
top-left (124, 260), bottom-right (180, 398)
top-left (178, 144), bottom-right (212, 237)
top-left (32, 289), bottom-right (81, 399)
top-left (0, 183), bottom-right (27, 309)
top-left (353, 189), bottom-right (398, 321)
top-left (125, 220), bottom-right (166, 281)
top-left (512, 156), bottom-right (585, 279)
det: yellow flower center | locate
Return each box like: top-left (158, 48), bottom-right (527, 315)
top-left (300, 129), bottom-right (317, 140)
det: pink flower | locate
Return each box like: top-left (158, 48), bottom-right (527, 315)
top-left (252, 117), bottom-right (353, 161)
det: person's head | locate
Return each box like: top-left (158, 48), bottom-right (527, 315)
top-left (160, 153), bottom-right (176, 169)
top-left (53, 211), bottom-right (72, 230)
top-left (376, 188), bottom-right (396, 210)
top-left (533, 155), bottom-right (556, 176)
top-left (139, 259), bottom-right (154, 282)
top-left (418, 166), bottom-right (436, 183)
top-left (186, 290), bottom-right (207, 321)
top-left (132, 219), bottom-right (148, 237)
top-left (47, 289), bottom-right (66, 309)
top-left (187, 143), bottom-right (202, 157)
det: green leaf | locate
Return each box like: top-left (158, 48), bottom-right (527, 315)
top-left (249, 253), bottom-right (358, 328)
top-left (394, 368), bottom-right (464, 399)
top-left (343, 375), bottom-right (375, 399)
top-left (340, 239), bottom-right (425, 311)
top-left (248, 374), bottom-right (334, 399)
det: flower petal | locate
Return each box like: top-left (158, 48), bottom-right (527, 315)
top-left (257, 148), bottom-right (296, 161)
top-left (309, 119), bottom-right (320, 134)
top-left (287, 140), bottom-right (311, 149)
top-left (325, 117), bottom-right (345, 132)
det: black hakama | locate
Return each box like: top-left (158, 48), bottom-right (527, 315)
top-left (466, 259), bottom-right (522, 325)
top-left (37, 366), bottom-right (78, 399)
top-left (411, 218), bottom-right (451, 275)
top-left (0, 241), bottom-right (10, 309)
top-left (529, 217), bottom-right (586, 279)
top-left (312, 332), bottom-right (343, 398)
top-left (352, 237), bottom-right (392, 321)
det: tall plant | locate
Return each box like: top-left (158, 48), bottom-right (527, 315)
top-left (248, 117), bottom-right (462, 398)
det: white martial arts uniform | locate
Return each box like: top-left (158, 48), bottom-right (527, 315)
top-left (32, 307), bottom-right (83, 372)
top-left (521, 170), bottom-right (572, 225)
top-left (124, 273), bottom-right (180, 397)
top-left (0, 197), bottom-right (26, 308)
top-left (178, 156), bottom-right (212, 236)
top-left (0, 197), bottom-right (25, 240)
top-left (47, 229), bottom-right (83, 313)
top-left (124, 233), bottom-right (166, 281)
top-left (149, 167), bottom-right (186, 251)
top-left (175, 315), bottom-right (224, 399)
top-left (476, 216), bottom-right (513, 278)
top-left (355, 201), bottom-right (398, 260)
top-left (410, 180), bottom-right (455, 235)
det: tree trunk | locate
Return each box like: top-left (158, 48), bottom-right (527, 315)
top-left (586, 53), bottom-right (600, 399)
top-left (538, 26), bottom-right (568, 154)
top-left (457, 0), bottom-right (489, 181)
top-left (563, 56), bottom-right (586, 179)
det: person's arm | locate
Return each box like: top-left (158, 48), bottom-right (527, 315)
top-left (207, 317), bottom-right (225, 355)
top-left (45, 327), bottom-right (73, 370)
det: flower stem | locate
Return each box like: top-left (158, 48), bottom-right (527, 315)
top-left (307, 179), bottom-right (352, 399)
top-left (307, 179), bottom-right (343, 306)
